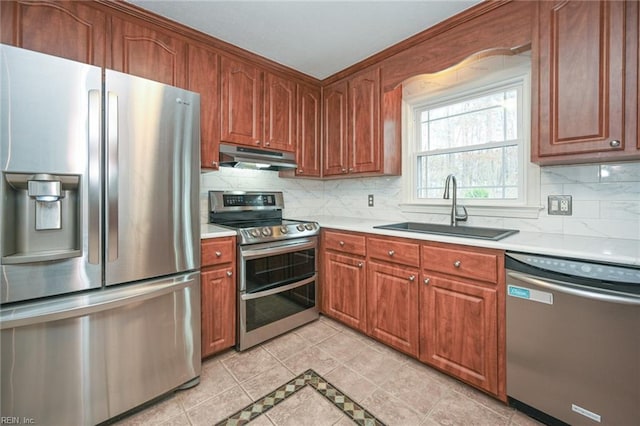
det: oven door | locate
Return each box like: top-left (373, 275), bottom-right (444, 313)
top-left (239, 237), bottom-right (317, 293)
top-left (237, 237), bottom-right (318, 350)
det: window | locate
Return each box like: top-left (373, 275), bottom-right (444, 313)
top-left (403, 58), bottom-right (540, 217)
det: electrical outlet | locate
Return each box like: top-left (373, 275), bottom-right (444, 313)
top-left (368, 194), bottom-right (374, 207)
top-left (548, 195), bottom-right (572, 215)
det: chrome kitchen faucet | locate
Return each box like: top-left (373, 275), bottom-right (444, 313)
top-left (443, 174), bottom-right (468, 227)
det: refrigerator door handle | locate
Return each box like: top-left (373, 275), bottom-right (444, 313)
top-left (88, 89), bottom-right (101, 264)
top-left (107, 91), bottom-right (119, 262)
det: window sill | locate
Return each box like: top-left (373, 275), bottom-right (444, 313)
top-left (399, 203), bottom-right (543, 219)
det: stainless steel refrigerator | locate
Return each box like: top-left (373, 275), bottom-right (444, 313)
top-left (0, 44), bottom-right (201, 424)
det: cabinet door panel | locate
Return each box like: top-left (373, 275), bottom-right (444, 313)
top-left (265, 73), bottom-right (296, 152)
top-left (221, 57), bottom-right (263, 147)
top-left (1, 0), bottom-right (106, 67)
top-left (367, 262), bottom-right (419, 356)
top-left (323, 81), bottom-right (348, 176)
top-left (323, 253), bottom-right (366, 332)
top-left (201, 267), bottom-right (236, 357)
top-left (420, 276), bottom-right (498, 394)
top-left (111, 17), bottom-right (187, 87)
top-left (349, 68), bottom-right (380, 173)
top-left (536, 0), bottom-right (625, 158)
top-left (188, 44), bottom-right (220, 169)
top-left (296, 84), bottom-right (322, 177)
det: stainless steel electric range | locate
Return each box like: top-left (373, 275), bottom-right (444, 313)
top-left (208, 191), bottom-right (320, 351)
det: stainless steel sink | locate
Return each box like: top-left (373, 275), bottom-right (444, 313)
top-left (373, 222), bottom-right (519, 241)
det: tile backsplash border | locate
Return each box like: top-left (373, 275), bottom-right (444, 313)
top-left (201, 161), bottom-right (640, 240)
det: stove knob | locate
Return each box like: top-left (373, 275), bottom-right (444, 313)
top-left (249, 229), bottom-right (260, 238)
top-left (261, 227), bottom-right (272, 236)
top-left (304, 223), bottom-right (314, 230)
top-left (296, 224), bottom-right (305, 231)
top-left (280, 226), bottom-right (289, 234)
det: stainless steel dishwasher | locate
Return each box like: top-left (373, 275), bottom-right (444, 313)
top-left (506, 252), bottom-right (640, 426)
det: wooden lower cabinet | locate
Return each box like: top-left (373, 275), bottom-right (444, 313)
top-left (323, 252), bottom-right (367, 332)
top-left (201, 237), bottom-right (236, 358)
top-left (366, 261), bottom-right (419, 357)
top-left (419, 275), bottom-right (499, 396)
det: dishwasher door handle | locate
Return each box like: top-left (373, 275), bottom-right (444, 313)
top-left (507, 271), bottom-right (640, 306)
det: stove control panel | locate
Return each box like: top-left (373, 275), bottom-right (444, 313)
top-left (239, 222), bottom-right (319, 244)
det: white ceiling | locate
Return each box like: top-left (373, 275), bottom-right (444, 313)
top-left (128, 1), bottom-right (481, 80)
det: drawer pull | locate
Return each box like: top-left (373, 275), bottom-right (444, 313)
top-left (424, 278), bottom-right (430, 285)
top-left (339, 241), bottom-right (345, 247)
top-left (388, 250), bottom-right (395, 257)
top-left (453, 260), bottom-right (461, 268)
top-left (215, 251), bottom-right (222, 257)
top-left (409, 275), bottom-right (416, 282)
top-left (226, 271), bottom-right (233, 277)
top-left (357, 262), bottom-right (363, 268)
top-left (609, 139), bottom-right (621, 148)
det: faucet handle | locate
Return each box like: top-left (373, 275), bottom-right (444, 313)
top-left (455, 205), bottom-right (468, 221)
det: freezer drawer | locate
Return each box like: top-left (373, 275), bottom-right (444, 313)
top-left (0, 273), bottom-right (201, 425)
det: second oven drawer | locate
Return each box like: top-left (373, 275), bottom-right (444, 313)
top-left (202, 237), bottom-right (235, 267)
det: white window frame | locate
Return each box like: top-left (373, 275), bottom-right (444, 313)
top-left (401, 64), bottom-right (541, 219)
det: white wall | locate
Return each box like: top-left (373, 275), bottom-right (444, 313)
top-left (201, 161), bottom-right (640, 240)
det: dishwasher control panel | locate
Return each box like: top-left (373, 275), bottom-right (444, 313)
top-left (507, 252), bottom-right (640, 285)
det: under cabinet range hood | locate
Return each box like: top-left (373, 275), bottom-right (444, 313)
top-left (219, 143), bottom-right (297, 171)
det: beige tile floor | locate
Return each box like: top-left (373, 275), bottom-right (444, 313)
top-left (114, 316), bottom-right (543, 426)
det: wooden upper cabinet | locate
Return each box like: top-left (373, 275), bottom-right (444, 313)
top-left (533, 0), bottom-right (627, 162)
top-left (264, 72), bottom-right (296, 152)
top-left (323, 68), bottom-right (382, 177)
top-left (188, 44), bottom-right (220, 170)
top-left (323, 80), bottom-right (349, 176)
top-left (220, 57), bottom-right (263, 147)
top-left (348, 67), bottom-right (381, 174)
top-left (110, 16), bottom-right (187, 88)
top-left (1, 0), bottom-right (106, 67)
top-left (296, 84), bottom-right (322, 177)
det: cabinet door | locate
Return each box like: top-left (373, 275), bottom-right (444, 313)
top-left (419, 275), bottom-right (498, 395)
top-left (188, 44), bottom-right (220, 170)
top-left (1, 0), bottom-right (106, 67)
top-left (220, 57), bottom-right (263, 147)
top-left (534, 0), bottom-right (626, 159)
top-left (367, 261), bottom-right (419, 357)
top-left (323, 80), bottom-right (349, 176)
top-left (323, 253), bottom-right (366, 332)
top-left (110, 16), bottom-right (187, 88)
top-left (201, 266), bottom-right (236, 357)
top-left (348, 68), bottom-right (381, 173)
top-left (296, 84), bottom-right (322, 177)
top-left (264, 72), bottom-right (296, 152)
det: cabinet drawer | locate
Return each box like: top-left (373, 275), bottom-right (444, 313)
top-left (422, 245), bottom-right (498, 283)
top-left (323, 230), bottom-right (366, 256)
top-left (201, 237), bottom-right (235, 267)
top-left (368, 237), bottom-right (420, 267)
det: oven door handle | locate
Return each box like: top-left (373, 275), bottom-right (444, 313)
top-left (240, 239), bottom-right (317, 260)
top-left (241, 275), bottom-right (316, 300)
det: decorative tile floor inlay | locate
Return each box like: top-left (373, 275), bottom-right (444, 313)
top-left (215, 369), bottom-right (386, 426)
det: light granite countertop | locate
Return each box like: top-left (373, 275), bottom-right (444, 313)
top-left (201, 216), bottom-right (640, 267)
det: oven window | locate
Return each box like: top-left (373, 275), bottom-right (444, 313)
top-left (245, 248), bottom-right (315, 294)
top-left (245, 282), bottom-right (316, 332)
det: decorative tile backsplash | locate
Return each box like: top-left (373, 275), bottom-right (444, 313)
top-left (201, 161), bottom-right (640, 240)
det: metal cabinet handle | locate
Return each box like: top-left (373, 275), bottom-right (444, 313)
top-left (256, 141), bottom-right (261, 145)
top-left (348, 167), bottom-right (354, 172)
top-left (298, 169), bottom-right (304, 174)
top-left (226, 271), bottom-right (233, 277)
top-left (211, 161), bottom-right (218, 168)
top-left (453, 260), bottom-right (461, 268)
top-left (424, 278), bottom-right (430, 285)
top-left (341, 168), bottom-right (347, 173)
top-left (339, 241), bottom-right (345, 246)
top-left (357, 262), bottom-right (363, 268)
top-left (265, 141), bottom-right (270, 146)
top-left (409, 275), bottom-right (416, 281)
top-left (388, 250), bottom-right (395, 256)
top-left (215, 251), bottom-right (222, 257)
top-left (609, 140), bottom-right (621, 148)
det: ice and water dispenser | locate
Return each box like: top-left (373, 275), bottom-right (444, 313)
top-left (2, 173), bottom-right (81, 264)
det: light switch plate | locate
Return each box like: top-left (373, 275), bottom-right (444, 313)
top-left (548, 195), bottom-right (572, 215)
